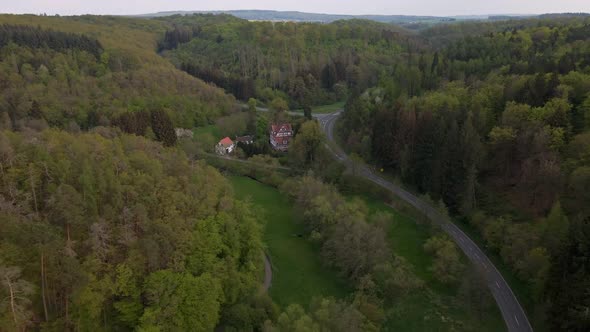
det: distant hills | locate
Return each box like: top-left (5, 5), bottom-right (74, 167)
top-left (135, 9), bottom-right (536, 24)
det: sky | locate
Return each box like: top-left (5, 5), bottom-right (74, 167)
top-left (2, 0), bottom-right (589, 17)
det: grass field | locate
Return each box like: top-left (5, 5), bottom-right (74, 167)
top-left (230, 175), bottom-right (504, 330)
top-left (229, 176), bottom-right (350, 308)
top-left (193, 124), bottom-right (221, 138)
top-left (312, 101), bottom-right (345, 114)
top-left (359, 195), bottom-right (506, 331)
top-left (293, 101), bottom-right (345, 114)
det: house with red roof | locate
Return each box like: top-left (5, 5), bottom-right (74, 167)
top-left (215, 137), bottom-right (235, 155)
top-left (270, 123), bottom-right (293, 151)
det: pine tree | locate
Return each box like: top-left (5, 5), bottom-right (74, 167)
top-left (150, 110), bottom-right (177, 147)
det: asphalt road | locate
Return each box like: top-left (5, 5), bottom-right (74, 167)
top-left (315, 111), bottom-right (533, 332)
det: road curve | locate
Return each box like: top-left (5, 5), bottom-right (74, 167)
top-left (315, 111), bottom-right (533, 332)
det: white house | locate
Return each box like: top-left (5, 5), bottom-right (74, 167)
top-left (215, 137), bottom-right (235, 155)
top-left (270, 123), bottom-right (293, 151)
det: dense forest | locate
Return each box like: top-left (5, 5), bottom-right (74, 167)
top-left (0, 129), bottom-right (266, 330)
top-left (0, 15), bottom-right (264, 331)
top-left (1, 11), bottom-right (589, 331)
top-left (340, 16), bottom-right (590, 331)
top-left (0, 16), bottom-right (236, 137)
top-left (157, 14), bottom-right (418, 108)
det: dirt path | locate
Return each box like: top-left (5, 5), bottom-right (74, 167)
top-left (262, 252), bottom-right (272, 292)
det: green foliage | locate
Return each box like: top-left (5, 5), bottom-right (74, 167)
top-left (336, 18), bottom-right (590, 328)
top-left (215, 112), bottom-right (250, 137)
top-left (160, 14), bottom-right (412, 106)
top-left (0, 24), bottom-right (103, 57)
top-left (423, 235), bottom-right (465, 284)
top-left (281, 176), bottom-right (417, 319)
top-left (0, 266), bottom-right (35, 331)
top-left (289, 120), bottom-right (324, 168)
top-left (546, 217), bottom-right (590, 332)
top-left (230, 176), bottom-right (349, 307)
top-left (140, 271), bottom-right (222, 332)
top-left (0, 14), bottom-right (235, 132)
top-left (150, 110), bottom-right (177, 146)
top-left (0, 130), bottom-right (263, 330)
top-left (264, 297), bottom-right (375, 332)
top-left (270, 97), bottom-right (289, 112)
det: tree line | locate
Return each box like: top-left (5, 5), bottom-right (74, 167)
top-left (0, 24), bottom-right (103, 58)
top-left (158, 14), bottom-right (418, 108)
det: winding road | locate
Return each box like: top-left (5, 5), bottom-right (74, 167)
top-left (314, 111), bottom-right (533, 332)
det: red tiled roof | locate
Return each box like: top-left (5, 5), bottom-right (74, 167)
top-left (219, 137), bottom-right (233, 146)
top-left (271, 123), bottom-right (292, 132)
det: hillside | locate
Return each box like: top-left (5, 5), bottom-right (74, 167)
top-left (1, 11), bottom-right (589, 331)
top-left (340, 15), bottom-right (590, 330)
top-left (0, 15), bottom-right (236, 133)
top-left (157, 14), bottom-right (420, 108)
top-left (138, 9), bottom-right (460, 25)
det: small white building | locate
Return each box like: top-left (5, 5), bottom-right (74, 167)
top-left (215, 137), bottom-right (235, 155)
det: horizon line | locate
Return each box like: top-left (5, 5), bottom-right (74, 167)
top-left (3, 8), bottom-right (589, 18)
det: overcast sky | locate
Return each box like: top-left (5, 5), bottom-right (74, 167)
top-left (2, 0), bottom-right (589, 16)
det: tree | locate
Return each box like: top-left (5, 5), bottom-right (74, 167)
top-left (303, 105), bottom-right (312, 120)
top-left (321, 212), bottom-right (389, 282)
top-left (113, 264), bottom-right (142, 328)
top-left (222, 293), bottom-right (279, 331)
top-left (541, 201), bottom-right (569, 253)
top-left (256, 115), bottom-right (269, 141)
top-left (516, 247), bottom-right (550, 299)
top-left (247, 98), bottom-right (258, 134)
top-left (0, 266), bottom-right (34, 330)
top-left (269, 97), bottom-right (288, 112)
top-left (372, 257), bottom-right (423, 297)
top-left (458, 266), bottom-right (493, 321)
top-left (150, 110), bottom-right (177, 147)
top-left (546, 217), bottom-right (590, 332)
top-left (0, 112), bottom-right (10, 130)
top-left (321, 63), bottom-right (337, 90)
top-left (310, 297), bottom-right (368, 332)
top-left (48, 184), bottom-right (86, 252)
top-left (289, 121), bottom-right (324, 167)
top-left (265, 304), bottom-right (319, 332)
top-left (215, 113), bottom-right (248, 137)
top-left (424, 235), bottom-right (465, 284)
top-left (140, 271), bottom-right (222, 332)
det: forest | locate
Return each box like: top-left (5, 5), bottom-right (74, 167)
top-left (157, 14), bottom-right (415, 108)
top-left (339, 16), bottom-right (590, 331)
top-left (0, 17), bottom-right (236, 136)
top-left (0, 11), bottom-right (589, 332)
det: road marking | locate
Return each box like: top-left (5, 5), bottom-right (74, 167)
top-left (515, 315), bottom-right (520, 326)
top-left (496, 281), bottom-right (501, 289)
